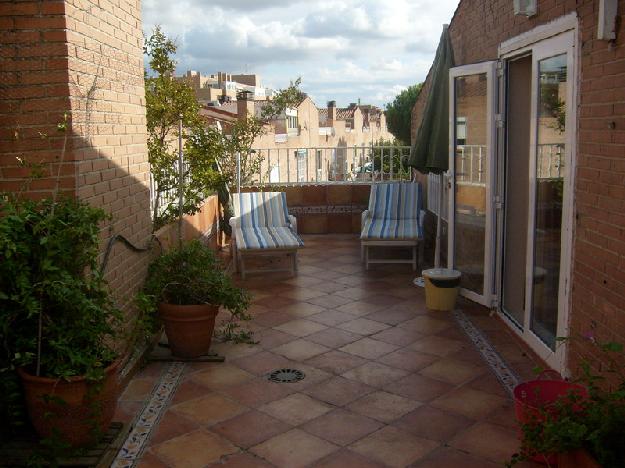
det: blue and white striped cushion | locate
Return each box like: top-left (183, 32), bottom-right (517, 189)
top-left (361, 217), bottom-right (423, 240)
top-left (368, 183), bottom-right (422, 220)
top-left (233, 192), bottom-right (290, 227)
top-left (234, 226), bottom-right (304, 250)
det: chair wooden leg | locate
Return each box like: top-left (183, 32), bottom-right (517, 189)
top-left (412, 245), bottom-right (417, 271)
top-left (292, 251), bottom-right (298, 276)
top-left (365, 245), bottom-right (370, 270)
top-left (418, 241), bottom-right (424, 271)
top-left (240, 255), bottom-right (246, 280)
top-left (361, 243), bottom-right (365, 262)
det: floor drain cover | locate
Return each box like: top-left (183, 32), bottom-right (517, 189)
top-left (267, 368), bottom-right (305, 383)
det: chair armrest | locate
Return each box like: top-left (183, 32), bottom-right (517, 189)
top-left (288, 215), bottom-right (298, 233)
top-left (361, 210), bottom-right (371, 228)
top-left (229, 216), bottom-right (241, 228)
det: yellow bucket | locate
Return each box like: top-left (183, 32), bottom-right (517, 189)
top-left (422, 268), bottom-right (462, 311)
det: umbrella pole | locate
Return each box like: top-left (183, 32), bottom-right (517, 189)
top-left (434, 172), bottom-right (443, 268)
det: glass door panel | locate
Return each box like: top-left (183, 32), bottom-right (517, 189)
top-left (448, 62), bottom-right (496, 306)
top-left (530, 53), bottom-right (567, 349)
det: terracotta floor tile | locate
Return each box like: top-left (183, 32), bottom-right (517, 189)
top-left (250, 428), bottom-right (339, 468)
top-left (350, 426), bottom-right (439, 468)
top-left (283, 275), bottom-right (325, 288)
top-left (120, 378), bottom-right (156, 401)
top-left (231, 351), bottom-right (292, 376)
top-left (419, 358), bottom-right (486, 385)
top-left (278, 302), bottom-right (327, 318)
top-left (221, 377), bottom-right (293, 407)
top-left (339, 337), bottom-right (398, 359)
top-left (394, 405), bottom-right (472, 441)
top-left (450, 422), bottom-right (521, 464)
top-left (309, 281), bottom-right (351, 294)
top-left (307, 310), bottom-right (355, 326)
top-left (485, 401), bottom-right (519, 429)
top-left (152, 429), bottom-right (238, 468)
top-left (210, 341), bottom-right (260, 360)
top-left (402, 316), bottom-right (453, 335)
top-left (259, 393), bottom-right (332, 426)
top-left (348, 390), bottom-right (420, 423)
top-left (206, 452), bottom-right (275, 467)
top-left (311, 448), bottom-right (386, 468)
top-left (376, 349), bottom-right (439, 372)
top-left (306, 328), bottom-right (361, 349)
top-left (254, 328), bottom-right (296, 350)
top-left (254, 295), bottom-right (296, 309)
top-left (342, 362), bottom-right (409, 387)
top-left (307, 294), bottom-right (353, 309)
top-left (134, 362), bottom-right (165, 380)
top-left (273, 319), bottom-right (328, 337)
top-left (467, 372), bottom-right (510, 398)
top-left (413, 447), bottom-right (501, 468)
top-left (272, 339), bottom-right (331, 361)
top-left (330, 263), bottom-right (363, 274)
top-left (136, 451), bottom-right (171, 468)
top-left (301, 409), bottom-right (383, 446)
top-left (148, 410), bottom-right (200, 446)
top-left (337, 318), bottom-right (390, 335)
top-left (280, 287), bottom-right (328, 301)
top-left (212, 409), bottom-right (291, 448)
top-left (409, 335), bottom-right (468, 357)
top-left (305, 350), bottom-right (368, 375)
top-left (275, 362), bottom-right (332, 392)
top-left (431, 387), bottom-right (508, 420)
top-left (333, 287), bottom-right (373, 301)
top-left (113, 400), bottom-right (143, 424)
top-left (302, 376), bottom-right (375, 406)
top-left (170, 393), bottom-right (246, 426)
top-left (336, 300), bottom-right (386, 316)
top-left (360, 294), bottom-right (405, 307)
top-left (364, 308), bottom-right (417, 325)
top-left (253, 310), bottom-right (297, 327)
top-left (384, 373), bottom-right (454, 402)
top-left (190, 364), bottom-right (254, 389)
top-left (371, 327), bottom-right (424, 346)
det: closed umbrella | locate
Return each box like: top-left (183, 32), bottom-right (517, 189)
top-left (409, 24), bottom-right (455, 269)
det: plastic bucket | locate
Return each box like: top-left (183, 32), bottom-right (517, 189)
top-left (422, 268), bottom-right (461, 311)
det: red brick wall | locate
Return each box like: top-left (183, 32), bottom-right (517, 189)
top-left (1, 1), bottom-right (152, 331)
top-left (412, 0), bottom-right (625, 378)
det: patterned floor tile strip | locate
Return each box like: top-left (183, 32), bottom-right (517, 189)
top-left (453, 310), bottom-right (520, 396)
top-left (111, 362), bottom-right (186, 468)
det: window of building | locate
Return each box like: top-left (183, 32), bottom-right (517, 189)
top-left (287, 115), bottom-right (298, 129)
top-left (296, 149), bottom-right (307, 182)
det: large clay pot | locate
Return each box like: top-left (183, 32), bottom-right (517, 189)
top-left (558, 449), bottom-right (601, 468)
top-left (18, 360), bottom-right (119, 447)
top-left (159, 303), bottom-right (218, 358)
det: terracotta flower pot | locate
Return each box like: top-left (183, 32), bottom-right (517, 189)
top-left (18, 360), bottom-right (119, 447)
top-left (558, 449), bottom-right (601, 468)
top-left (159, 303), bottom-right (218, 358)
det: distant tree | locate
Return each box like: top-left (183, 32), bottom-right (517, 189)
top-left (385, 83), bottom-right (423, 145)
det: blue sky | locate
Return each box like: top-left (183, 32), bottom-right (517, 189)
top-left (142, 0), bottom-right (459, 108)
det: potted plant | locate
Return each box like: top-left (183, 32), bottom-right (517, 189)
top-left (142, 240), bottom-right (251, 358)
top-left (0, 195), bottom-right (122, 447)
top-left (509, 339), bottom-right (625, 468)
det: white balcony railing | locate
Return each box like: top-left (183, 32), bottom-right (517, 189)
top-left (245, 145), bottom-right (412, 185)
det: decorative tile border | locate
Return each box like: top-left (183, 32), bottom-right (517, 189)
top-left (111, 362), bottom-right (186, 468)
top-left (453, 310), bottom-right (520, 396)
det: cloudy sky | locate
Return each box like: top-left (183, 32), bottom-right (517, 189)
top-left (142, 0), bottom-right (459, 108)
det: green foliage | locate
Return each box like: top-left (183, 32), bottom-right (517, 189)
top-left (0, 196), bottom-right (121, 381)
top-left (369, 138), bottom-right (411, 178)
top-left (259, 77), bottom-right (306, 120)
top-left (385, 83), bottom-right (423, 145)
top-left (509, 338), bottom-right (625, 467)
top-left (144, 27), bottom-right (220, 229)
top-left (142, 240), bottom-right (252, 342)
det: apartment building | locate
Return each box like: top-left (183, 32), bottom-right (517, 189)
top-left (176, 70), bottom-right (272, 104)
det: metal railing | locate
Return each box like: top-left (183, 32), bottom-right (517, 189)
top-left (245, 145), bottom-right (412, 185)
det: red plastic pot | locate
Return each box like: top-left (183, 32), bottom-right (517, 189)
top-left (513, 370), bottom-right (589, 466)
top-left (558, 449), bottom-right (601, 468)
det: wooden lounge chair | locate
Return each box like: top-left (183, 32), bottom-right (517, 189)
top-left (360, 182), bottom-right (425, 271)
top-left (230, 191), bottom-right (304, 279)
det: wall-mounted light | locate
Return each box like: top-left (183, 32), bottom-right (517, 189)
top-left (513, 0), bottom-right (537, 17)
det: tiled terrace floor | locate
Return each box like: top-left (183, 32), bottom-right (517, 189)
top-left (118, 235), bottom-right (543, 468)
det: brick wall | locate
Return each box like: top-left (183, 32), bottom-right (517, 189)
top-left (412, 0), bottom-right (625, 378)
top-left (0, 1), bottom-right (152, 336)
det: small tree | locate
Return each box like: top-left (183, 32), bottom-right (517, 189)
top-left (385, 83), bottom-right (423, 145)
top-left (144, 27), bottom-right (220, 230)
top-left (370, 138), bottom-right (411, 179)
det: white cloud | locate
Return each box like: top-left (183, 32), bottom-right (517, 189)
top-left (142, 0), bottom-right (460, 107)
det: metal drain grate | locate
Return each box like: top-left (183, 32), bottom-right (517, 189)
top-left (267, 368), bottom-right (305, 383)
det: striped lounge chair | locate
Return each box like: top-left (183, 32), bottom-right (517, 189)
top-left (360, 182), bottom-right (425, 271)
top-left (229, 192), bottom-right (304, 279)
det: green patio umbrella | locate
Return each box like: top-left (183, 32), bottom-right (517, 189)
top-left (409, 25), bottom-right (455, 268)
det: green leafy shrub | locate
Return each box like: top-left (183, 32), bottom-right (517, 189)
top-left (141, 240), bottom-right (252, 342)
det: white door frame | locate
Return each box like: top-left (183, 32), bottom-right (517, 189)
top-left (497, 16), bottom-right (578, 373)
top-left (447, 61), bottom-right (497, 307)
